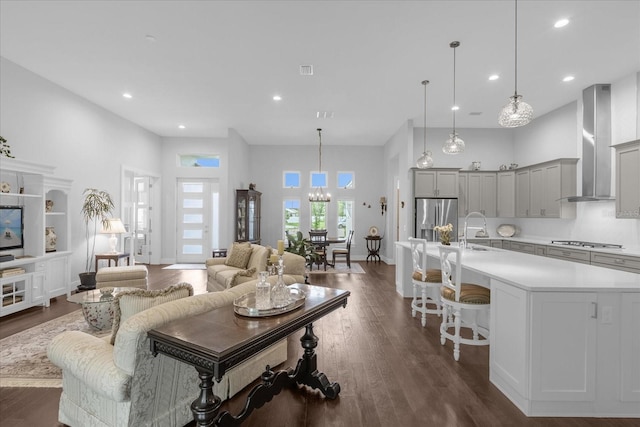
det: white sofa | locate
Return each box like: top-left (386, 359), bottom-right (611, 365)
top-left (206, 243), bottom-right (306, 292)
top-left (47, 280), bottom-right (287, 427)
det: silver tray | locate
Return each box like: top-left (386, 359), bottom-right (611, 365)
top-left (233, 287), bottom-right (306, 317)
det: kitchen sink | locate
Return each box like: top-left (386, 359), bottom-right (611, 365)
top-left (469, 245), bottom-right (489, 251)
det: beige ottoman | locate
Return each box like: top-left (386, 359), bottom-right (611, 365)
top-left (95, 265), bottom-right (148, 289)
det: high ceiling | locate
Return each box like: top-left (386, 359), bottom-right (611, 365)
top-left (1, 1), bottom-right (639, 146)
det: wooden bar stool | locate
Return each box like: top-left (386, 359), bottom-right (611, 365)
top-left (438, 245), bottom-right (490, 361)
top-left (408, 237), bottom-right (442, 327)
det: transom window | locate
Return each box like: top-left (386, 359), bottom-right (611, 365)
top-left (179, 155), bottom-right (220, 168)
top-left (284, 172), bottom-right (300, 188)
top-left (337, 172), bottom-right (354, 189)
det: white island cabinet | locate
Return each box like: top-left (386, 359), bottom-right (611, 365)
top-left (395, 241), bottom-right (640, 418)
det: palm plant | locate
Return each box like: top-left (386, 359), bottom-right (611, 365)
top-left (81, 188), bottom-right (114, 273)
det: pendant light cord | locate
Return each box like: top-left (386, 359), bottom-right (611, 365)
top-left (317, 128), bottom-right (322, 173)
top-left (514, 0), bottom-right (518, 96)
top-left (451, 41), bottom-right (459, 132)
top-left (422, 80), bottom-right (429, 152)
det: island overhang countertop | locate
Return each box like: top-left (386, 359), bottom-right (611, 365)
top-left (396, 241), bottom-right (640, 292)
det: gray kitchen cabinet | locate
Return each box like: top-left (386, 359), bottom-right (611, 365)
top-left (497, 171), bottom-right (515, 218)
top-left (529, 159), bottom-right (577, 218)
top-left (459, 171), bottom-right (497, 217)
top-left (413, 168), bottom-right (459, 198)
top-left (458, 172), bottom-right (468, 217)
top-left (614, 140), bottom-right (640, 219)
top-left (590, 252), bottom-right (640, 274)
top-left (546, 246), bottom-right (591, 264)
top-left (515, 169), bottom-right (530, 217)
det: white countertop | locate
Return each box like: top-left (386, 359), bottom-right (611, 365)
top-left (468, 235), bottom-right (640, 257)
top-left (396, 241), bottom-right (640, 292)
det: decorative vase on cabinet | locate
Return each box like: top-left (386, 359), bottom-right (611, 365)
top-left (45, 226), bottom-right (57, 252)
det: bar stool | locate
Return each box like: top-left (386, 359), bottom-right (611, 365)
top-left (408, 237), bottom-right (442, 327)
top-left (438, 245), bottom-right (490, 361)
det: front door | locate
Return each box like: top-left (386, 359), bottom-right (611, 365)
top-left (176, 179), bottom-right (219, 263)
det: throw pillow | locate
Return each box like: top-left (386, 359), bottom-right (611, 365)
top-left (225, 242), bottom-right (253, 269)
top-left (228, 267), bottom-right (257, 288)
top-left (110, 283), bottom-right (193, 345)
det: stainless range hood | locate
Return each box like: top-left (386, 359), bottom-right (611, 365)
top-left (567, 84), bottom-right (614, 202)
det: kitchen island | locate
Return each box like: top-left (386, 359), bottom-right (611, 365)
top-left (395, 241), bottom-right (640, 418)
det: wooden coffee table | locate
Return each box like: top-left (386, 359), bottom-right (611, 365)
top-left (148, 283), bottom-right (350, 426)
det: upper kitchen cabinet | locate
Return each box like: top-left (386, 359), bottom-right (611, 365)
top-left (497, 171), bottom-right (516, 218)
top-left (515, 169), bottom-right (530, 218)
top-left (615, 140), bottom-right (640, 219)
top-left (413, 168), bottom-right (459, 198)
top-left (517, 159), bottom-right (578, 219)
top-left (459, 171), bottom-right (497, 217)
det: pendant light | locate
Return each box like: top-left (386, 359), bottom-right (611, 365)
top-left (443, 41), bottom-right (465, 154)
top-left (308, 128), bottom-right (331, 203)
top-left (416, 80), bottom-right (434, 169)
top-left (498, 0), bottom-right (533, 127)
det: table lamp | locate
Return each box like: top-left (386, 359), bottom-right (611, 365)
top-left (100, 218), bottom-right (126, 254)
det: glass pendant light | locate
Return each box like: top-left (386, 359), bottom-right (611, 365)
top-left (416, 80), bottom-right (434, 168)
top-left (499, 0), bottom-right (533, 127)
top-left (443, 41), bottom-right (465, 154)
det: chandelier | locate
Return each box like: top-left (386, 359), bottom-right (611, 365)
top-left (443, 41), bottom-right (465, 154)
top-left (498, 0), bottom-right (533, 127)
top-left (309, 128), bottom-right (331, 203)
top-left (416, 80), bottom-right (434, 169)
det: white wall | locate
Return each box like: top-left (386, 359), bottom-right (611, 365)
top-left (249, 144), bottom-right (384, 260)
top-left (0, 57), bottom-right (162, 280)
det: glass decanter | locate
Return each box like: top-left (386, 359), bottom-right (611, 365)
top-left (270, 258), bottom-right (290, 308)
top-left (255, 271), bottom-right (271, 309)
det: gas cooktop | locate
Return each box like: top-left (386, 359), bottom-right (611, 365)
top-left (550, 240), bottom-right (622, 249)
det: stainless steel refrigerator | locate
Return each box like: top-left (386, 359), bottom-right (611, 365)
top-left (414, 198), bottom-right (459, 242)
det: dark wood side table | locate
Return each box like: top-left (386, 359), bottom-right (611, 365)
top-left (95, 252), bottom-right (130, 272)
top-left (149, 283), bottom-right (350, 427)
top-left (365, 236), bottom-right (382, 263)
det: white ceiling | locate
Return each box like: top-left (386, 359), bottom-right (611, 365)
top-left (1, 1), bottom-right (639, 146)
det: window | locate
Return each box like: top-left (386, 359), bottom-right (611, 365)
top-left (337, 200), bottom-right (354, 238)
top-left (284, 199), bottom-right (300, 240)
top-left (337, 172), bottom-right (354, 189)
top-left (178, 155), bottom-right (220, 168)
top-left (310, 202), bottom-right (327, 230)
top-left (283, 172), bottom-right (300, 188)
top-left (310, 171), bottom-right (327, 188)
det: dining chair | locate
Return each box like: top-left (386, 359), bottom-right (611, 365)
top-left (438, 244), bottom-right (490, 361)
top-left (332, 230), bottom-right (354, 268)
top-left (308, 229), bottom-right (328, 271)
top-left (408, 237), bottom-right (442, 327)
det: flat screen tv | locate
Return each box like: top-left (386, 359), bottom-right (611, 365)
top-left (0, 206), bottom-right (24, 250)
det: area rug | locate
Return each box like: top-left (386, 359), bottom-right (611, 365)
top-left (0, 310), bottom-right (110, 388)
top-left (162, 264), bottom-right (206, 270)
top-left (307, 262), bottom-right (365, 274)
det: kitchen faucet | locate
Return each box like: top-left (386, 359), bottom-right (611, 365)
top-left (462, 211), bottom-right (487, 248)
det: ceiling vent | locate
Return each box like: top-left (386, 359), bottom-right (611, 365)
top-left (299, 65), bottom-right (314, 76)
top-left (316, 111), bottom-right (334, 119)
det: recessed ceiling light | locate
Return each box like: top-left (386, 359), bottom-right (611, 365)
top-left (122, 93), bottom-right (132, 99)
top-left (451, 105), bottom-right (460, 111)
top-left (488, 74), bottom-right (500, 81)
top-left (563, 75), bottom-right (575, 82)
top-left (178, 124), bottom-right (186, 129)
top-left (554, 18), bottom-right (569, 28)
top-left (273, 95), bottom-right (282, 101)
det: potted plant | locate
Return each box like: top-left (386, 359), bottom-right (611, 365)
top-left (78, 188), bottom-right (114, 289)
top-left (285, 231), bottom-right (320, 267)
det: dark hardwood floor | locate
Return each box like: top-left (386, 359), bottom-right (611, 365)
top-left (0, 263), bottom-right (637, 426)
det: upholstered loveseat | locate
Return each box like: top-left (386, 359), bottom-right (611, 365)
top-left (47, 281), bottom-right (288, 427)
top-left (205, 242), bottom-right (306, 292)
